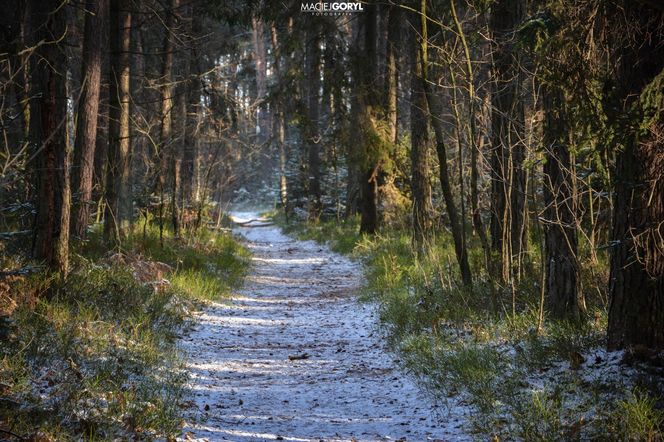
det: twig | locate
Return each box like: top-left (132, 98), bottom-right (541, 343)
top-left (0, 427), bottom-right (26, 440)
top-left (0, 266), bottom-right (43, 279)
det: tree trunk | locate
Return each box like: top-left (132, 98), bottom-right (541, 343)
top-left (358, 0), bottom-right (379, 234)
top-left (72, 0), bottom-right (109, 238)
top-left (408, 6), bottom-right (431, 250)
top-left (93, 64), bottom-right (109, 214)
top-left (489, 0), bottom-right (525, 283)
top-left (419, 0), bottom-right (472, 285)
top-left (157, 0), bottom-right (177, 244)
top-left (182, 8), bottom-right (201, 211)
top-left (305, 26), bottom-right (322, 220)
top-left (607, 3), bottom-right (664, 350)
top-left (608, 122), bottom-right (664, 349)
top-left (28, 0), bottom-right (70, 275)
top-left (384, 4), bottom-right (400, 145)
top-left (270, 25), bottom-right (289, 218)
top-left (252, 16), bottom-right (268, 149)
top-left (104, 0), bottom-right (132, 244)
top-left (182, 73), bottom-right (198, 211)
top-left (542, 88), bottom-right (584, 321)
top-left (171, 82), bottom-right (185, 237)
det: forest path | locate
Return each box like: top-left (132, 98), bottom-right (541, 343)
top-left (179, 212), bottom-right (469, 441)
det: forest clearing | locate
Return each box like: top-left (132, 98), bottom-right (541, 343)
top-left (1, 0), bottom-right (664, 440)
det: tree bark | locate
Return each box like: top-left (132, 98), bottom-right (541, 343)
top-left (607, 3), bottom-right (664, 350)
top-left (28, 0), bottom-right (70, 275)
top-left (157, 0), bottom-right (177, 244)
top-left (384, 4), bottom-right (400, 145)
top-left (270, 25), bottom-right (289, 218)
top-left (172, 81), bottom-right (185, 237)
top-left (359, 0), bottom-right (379, 234)
top-left (408, 6), bottom-right (431, 250)
top-left (305, 26), bottom-right (322, 220)
top-left (72, 0), bottom-right (109, 238)
top-left (104, 0), bottom-right (132, 244)
top-left (182, 8), bottom-right (201, 212)
top-left (93, 64), bottom-right (109, 214)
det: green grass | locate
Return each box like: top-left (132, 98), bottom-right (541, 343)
top-left (280, 213), bottom-right (362, 255)
top-left (275, 213), bottom-right (663, 441)
top-left (0, 221), bottom-right (249, 439)
top-left (79, 220), bottom-right (250, 301)
top-left (1, 265), bottom-right (185, 439)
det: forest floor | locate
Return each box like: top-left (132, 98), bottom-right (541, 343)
top-left (179, 212), bottom-right (471, 441)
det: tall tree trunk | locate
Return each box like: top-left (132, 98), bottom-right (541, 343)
top-left (104, 0), bottom-right (132, 244)
top-left (270, 25), bottom-right (288, 218)
top-left (384, 4), bottom-right (400, 145)
top-left (408, 5), bottom-right (431, 250)
top-left (489, 0), bottom-right (525, 283)
top-left (305, 26), bottom-right (322, 220)
top-left (28, 0), bottom-right (70, 275)
top-left (157, 0), bottom-right (177, 244)
top-left (171, 1), bottom-right (193, 237)
top-left (93, 63), bottom-right (109, 215)
top-left (72, 0), bottom-right (109, 238)
top-left (542, 88), bottom-right (584, 321)
top-left (419, 0), bottom-right (472, 285)
top-left (344, 14), bottom-right (361, 219)
top-left (359, 0), bottom-right (379, 234)
top-left (182, 80), bottom-right (200, 208)
top-left (182, 8), bottom-right (201, 211)
top-left (607, 3), bottom-right (664, 350)
top-left (250, 15), bottom-right (271, 186)
top-left (171, 83), bottom-right (185, 237)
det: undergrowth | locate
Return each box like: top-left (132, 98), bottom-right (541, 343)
top-left (0, 221), bottom-right (249, 440)
top-left (276, 213), bottom-right (664, 441)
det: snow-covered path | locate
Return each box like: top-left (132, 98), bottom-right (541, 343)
top-left (179, 213), bottom-right (470, 441)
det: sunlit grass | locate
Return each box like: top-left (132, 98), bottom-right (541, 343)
top-left (78, 218), bottom-right (250, 302)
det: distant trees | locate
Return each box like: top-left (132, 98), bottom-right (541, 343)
top-left (0, 0), bottom-right (263, 276)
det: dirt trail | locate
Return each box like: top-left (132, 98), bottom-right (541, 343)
top-left (179, 213), bottom-right (470, 441)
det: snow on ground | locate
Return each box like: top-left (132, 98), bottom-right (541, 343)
top-left (178, 212), bottom-right (472, 441)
